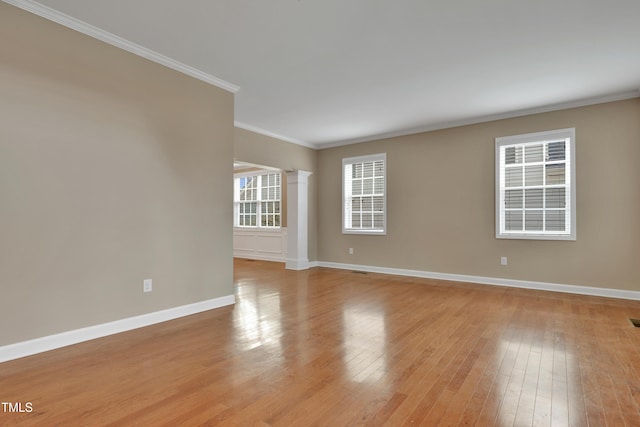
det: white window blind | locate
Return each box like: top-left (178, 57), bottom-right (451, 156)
top-left (496, 128), bottom-right (576, 240)
top-left (234, 172), bottom-right (281, 228)
top-left (343, 153), bottom-right (386, 235)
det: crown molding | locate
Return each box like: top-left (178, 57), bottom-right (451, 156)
top-left (318, 89), bottom-right (640, 149)
top-left (2, 0), bottom-right (239, 93)
top-left (234, 121), bottom-right (317, 149)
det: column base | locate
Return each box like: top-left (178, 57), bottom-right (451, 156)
top-left (285, 258), bottom-right (311, 270)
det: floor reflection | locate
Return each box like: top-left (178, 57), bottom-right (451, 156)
top-left (494, 330), bottom-right (574, 427)
top-left (233, 279), bottom-right (283, 356)
top-left (342, 303), bottom-right (387, 383)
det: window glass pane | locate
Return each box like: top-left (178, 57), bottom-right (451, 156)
top-left (546, 210), bottom-right (565, 231)
top-left (524, 189), bottom-right (543, 208)
top-left (505, 189), bottom-right (522, 209)
top-left (505, 211), bottom-right (523, 231)
top-left (545, 164), bottom-right (565, 185)
top-left (546, 188), bottom-right (565, 208)
top-left (363, 162), bottom-right (374, 178)
top-left (352, 180), bottom-right (362, 195)
top-left (505, 167), bottom-right (522, 187)
top-left (250, 215), bottom-right (256, 227)
top-left (374, 161), bottom-right (384, 176)
top-left (525, 144), bottom-right (543, 163)
top-left (363, 178), bottom-right (374, 194)
top-left (351, 213), bottom-right (361, 228)
top-left (505, 146), bottom-right (522, 164)
top-left (362, 197), bottom-right (372, 211)
top-left (547, 141), bottom-right (566, 161)
top-left (373, 196), bottom-right (384, 212)
top-left (362, 213), bottom-right (372, 228)
top-left (525, 165), bottom-right (543, 186)
top-left (374, 213), bottom-right (384, 228)
top-left (525, 210), bottom-right (543, 231)
top-left (274, 215), bottom-right (281, 227)
top-left (353, 164), bottom-right (362, 178)
top-left (374, 178), bottom-right (384, 193)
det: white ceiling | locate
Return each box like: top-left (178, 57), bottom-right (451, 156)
top-left (14, 0), bottom-right (640, 148)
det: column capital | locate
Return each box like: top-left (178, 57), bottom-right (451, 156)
top-left (285, 169), bottom-right (312, 184)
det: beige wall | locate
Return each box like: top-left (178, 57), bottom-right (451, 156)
top-left (234, 128), bottom-right (318, 260)
top-left (0, 4), bottom-right (235, 346)
top-left (2, 3), bottom-right (636, 351)
top-left (318, 98), bottom-right (640, 291)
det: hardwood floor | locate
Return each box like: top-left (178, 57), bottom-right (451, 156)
top-left (1, 258), bottom-right (640, 426)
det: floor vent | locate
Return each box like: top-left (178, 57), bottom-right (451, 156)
top-left (629, 318), bottom-right (640, 327)
top-left (351, 270), bottom-right (369, 274)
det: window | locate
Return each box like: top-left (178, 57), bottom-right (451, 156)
top-left (234, 172), bottom-right (281, 228)
top-left (343, 153), bottom-right (386, 235)
top-left (496, 128), bottom-right (576, 240)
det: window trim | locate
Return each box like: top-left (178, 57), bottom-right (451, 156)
top-left (495, 128), bottom-right (576, 240)
top-left (342, 153), bottom-right (387, 235)
top-left (233, 170), bottom-right (282, 229)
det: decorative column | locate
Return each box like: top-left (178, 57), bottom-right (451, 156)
top-left (285, 170), bottom-right (312, 270)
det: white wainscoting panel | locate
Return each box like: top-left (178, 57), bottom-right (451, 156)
top-left (233, 227), bottom-right (287, 262)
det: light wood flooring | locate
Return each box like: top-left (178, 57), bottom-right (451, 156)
top-left (1, 259), bottom-right (640, 426)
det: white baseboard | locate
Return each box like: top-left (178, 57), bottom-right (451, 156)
top-left (0, 294), bottom-right (235, 363)
top-left (317, 261), bottom-right (640, 301)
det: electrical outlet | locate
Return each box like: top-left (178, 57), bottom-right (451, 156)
top-left (349, 248), bottom-right (354, 255)
top-left (143, 279), bottom-right (152, 292)
top-left (500, 257), bottom-right (508, 266)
